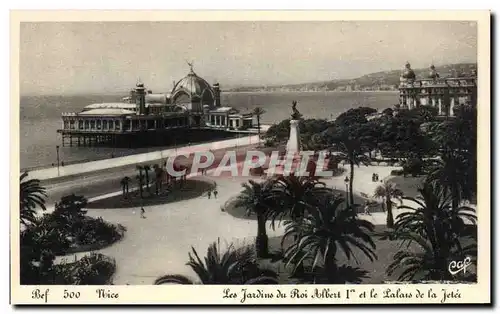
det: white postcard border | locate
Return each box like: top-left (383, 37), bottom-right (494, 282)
top-left (9, 10), bottom-right (491, 305)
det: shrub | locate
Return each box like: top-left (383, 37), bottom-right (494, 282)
top-left (390, 169), bottom-right (405, 176)
top-left (57, 253), bottom-right (117, 285)
top-left (264, 138), bottom-right (276, 147)
top-left (71, 217), bottom-right (126, 247)
top-left (402, 157), bottom-right (424, 177)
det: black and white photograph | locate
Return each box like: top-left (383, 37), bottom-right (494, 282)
top-left (10, 10), bottom-right (491, 305)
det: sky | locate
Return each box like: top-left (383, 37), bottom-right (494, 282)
top-left (19, 21), bottom-right (477, 95)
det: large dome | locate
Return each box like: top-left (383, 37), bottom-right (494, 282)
top-left (171, 68), bottom-right (215, 106)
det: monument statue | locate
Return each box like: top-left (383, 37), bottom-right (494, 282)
top-left (286, 100), bottom-right (302, 155)
top-left (186, 60), bottom-right (195, 72)
top-left (291, 100), bottom-right (303, 120)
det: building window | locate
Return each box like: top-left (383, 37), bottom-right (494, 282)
top-left (123, 120), bottom-right (130, 131)
top-left (103, 120), bottom-right (108, 129)
top-left (97, 120), bottom-right (102, 130)
top-left (109, 120), bottom-right (114, 129)
top-left (78, 120), bottom-right (83, 129)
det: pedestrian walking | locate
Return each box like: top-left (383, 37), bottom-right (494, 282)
top-left (207, 190), bottom-right (212, 199)
top-left (140, 207), bottom-right (146, 219)
top-left (213, 189), bottom-right (218, 199)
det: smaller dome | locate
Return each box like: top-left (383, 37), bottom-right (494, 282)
top-left (428, 65), bottom-right (439, 79)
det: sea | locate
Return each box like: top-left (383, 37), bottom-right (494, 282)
top-left (19, 91), bottom-right (399, 170)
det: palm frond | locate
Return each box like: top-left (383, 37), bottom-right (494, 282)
top-left (154, 274), bottom-right (194, 285)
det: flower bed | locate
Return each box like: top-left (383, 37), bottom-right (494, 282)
top-left (64, 217), bottom-right (126, 254)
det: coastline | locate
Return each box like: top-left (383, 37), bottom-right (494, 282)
top-left (27, 134), bottom-right (263, 182)
top-left (21, 136), bottom-right (238, 173)
top-left (223, 90), bottom-right (399, 94)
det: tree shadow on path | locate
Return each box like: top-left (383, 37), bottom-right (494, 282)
top-left (224, 189), bottom-right (381, 221)
top-left (87, 178), bottom-right (215, 209)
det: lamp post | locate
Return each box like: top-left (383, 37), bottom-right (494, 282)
top-left (56, 145), bottom-right (60, 176)
top-left (344, 176), bottom-right (349, 208)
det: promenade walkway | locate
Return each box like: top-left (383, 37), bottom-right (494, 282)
top-left (28, 134), bottom-right (261, 181)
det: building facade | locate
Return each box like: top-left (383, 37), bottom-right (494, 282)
top-left (398, 62), bottom-right (477, 116)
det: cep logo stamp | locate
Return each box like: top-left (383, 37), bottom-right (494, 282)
top-left (448, 257), bottom-right (472, 276)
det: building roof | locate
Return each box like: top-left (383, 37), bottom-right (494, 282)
top-left (78, 108), bottom-right (136, 116)
top-left (210, 106), bottom-right (236, 113)
top-left (84, 103), bottom-right (137, 110)
top-left (171, 69), bottom-right (215, 101)
top-left (146, 93), bottom-right (169, 104)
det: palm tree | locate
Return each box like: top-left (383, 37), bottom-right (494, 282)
top-left (120, 176), bottom-right (130, 198)
top-left (136, 164), bottom-right (144, 182)
top-left (153, 164), bottom-right (164, 195)
top-left (143, 165), bottom-right (151, 193)
top-left (428, 152), bottom-right (472, 211)
top-left (428, 104), bottom-right (477, 202)
top-left (253, 107), bottom-right (266, 144)
top-left (282, 194), bottom-right (376, 283)
top-left (373, 181), bottom-right (404, 228)
top-left (387, 180), bottom-right (477, 281)
top-left (267, 174), bottom-right (331, 227)
top-left (153, 239), bottom-right (278, 284)
top-left (20, 172), bottom-right (47, 227)
top-left (233, 179), bottom-right (273, 258)
top-left (135, 166), bottom-right (145, 199)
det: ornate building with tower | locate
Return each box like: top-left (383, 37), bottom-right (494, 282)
top-left (58, 65), bottom-right (256, 147)
top-left (398, 62), bottom-right (477, 116)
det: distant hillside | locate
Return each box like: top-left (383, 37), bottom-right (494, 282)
top-left (227, 63), bottom-right (477, 92)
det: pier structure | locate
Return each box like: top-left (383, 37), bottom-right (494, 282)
top-left (58, 64), bottom-right (257, 147)
top-left (398, 62), bottom-right (477, 116)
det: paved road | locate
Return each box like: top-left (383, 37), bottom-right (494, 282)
top-left (41, 144), bottom-right (279, 207)
top-left (29, 134), bottom-right (262, 181)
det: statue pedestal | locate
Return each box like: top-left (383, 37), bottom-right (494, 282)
top-left (286, 120), bottom-right (301, 155)
top-left (271, 119), bottom-right (301, 176)
top-left (264, 119), bottom-right (304, 177)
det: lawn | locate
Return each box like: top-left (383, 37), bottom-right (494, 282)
top-left (387, 175), bottom-right (426, 199)
top-left (87, 178), bottom-right (215, 209)
top-left (387, 175), bottom-right (477, 204)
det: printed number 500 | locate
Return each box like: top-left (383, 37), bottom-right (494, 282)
top-left (63, 290), bottom-right (81, 299)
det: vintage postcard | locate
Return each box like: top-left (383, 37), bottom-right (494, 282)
top-left (10, 10), bottom-right (491, 305)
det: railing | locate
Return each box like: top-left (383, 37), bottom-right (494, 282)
top-left (400, 77), bottom-right (477, 88)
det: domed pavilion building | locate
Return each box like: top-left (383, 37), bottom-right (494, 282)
top-left (58, 64), bottom-right (257, 147)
